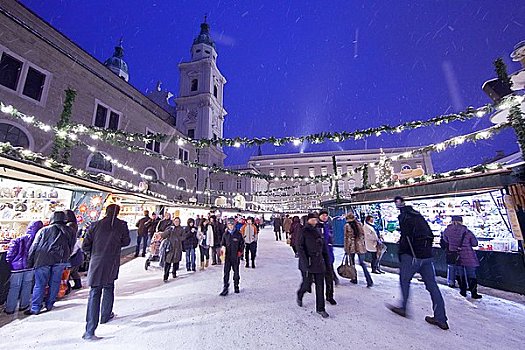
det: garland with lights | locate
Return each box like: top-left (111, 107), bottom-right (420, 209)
top-left (508, 104), bottom-right (525, 161)
top-left (51, 88), bottom-right (76, 163)
top-left (61, 103), bottom-right (494, 149)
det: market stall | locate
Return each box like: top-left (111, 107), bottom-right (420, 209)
top-left (323, 169), bottom-right (525, 294)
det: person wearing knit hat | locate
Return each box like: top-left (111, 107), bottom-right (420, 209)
top-left (317, 209), bottom-right (338, 305)
top-left (219, 218), bottom-right (245, 296)
top-left (296, 212), bottom-right (331, 318)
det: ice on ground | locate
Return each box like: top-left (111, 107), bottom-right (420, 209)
top-left (0, 227), bottom-right (524, 350)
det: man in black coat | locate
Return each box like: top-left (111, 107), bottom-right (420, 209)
top-left (82, 204), bottom-right (131, 340)
top-left (388, 196), bottom-right (449, 330)
top-left (135, 210), bottom-right (150, 257)
top-left (145, 212), bottom-right (160, 244)
top-left (219, 218), bottom-right (245, 296)
top-left (26, 211), bottom-right (75, 315)
top-left (296, 212), bottom-right (330, 318)
top-left (273, 215), bottom-right (282, 241)
top-left (210, 215), bottom-right (224, 265)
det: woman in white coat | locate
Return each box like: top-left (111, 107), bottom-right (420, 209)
top-left (363, 215), bottom-right (380, 274)
top-left (197, 218), bottom-right (215, 270)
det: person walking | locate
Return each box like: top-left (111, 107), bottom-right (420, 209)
top-left (363, 215), bottom-right (380, 274)
top-left (81, 204), bottom-right (130, 340)
top-left (297, 213), bottom-right (330, 318)
top-left (160, 217), bottom-right (184, 281)
top-left (145, 212), bottom-right (160, 244)
top-left (240, 217), bottom-right (258, 268)
top-left (65, 209), bottom-right (83, 291)
top-left (344, 213), bottom-right (374, 287)
top-left (283, 215), bottom-right (293, 241)
top-left (183, 218), bottom-right (199, 272)
top-left (26, 211), bottom-right (75, 315)
top-left (388, 196), bottom-right (449, 330)
top-left (4, 220), bottom-right (44, 314)
top-left (273, 215), bottom-right (282, 241)
top-left (290, 216), bottom-right (302, 257)
top-left (443, 216), bottom-right (482, 299)
top-left (197, 218), bottom-right (213, 270)
top-left (210, 215), bottom-right (223, 265)
top-left (156, 212), bottom-right (173, 233)
top-left (219, 218), bottom-right (245, 296)
top-left (135, 210), bottom-right (151, 258)
top-left (318, 209), bottom-right (338, 304)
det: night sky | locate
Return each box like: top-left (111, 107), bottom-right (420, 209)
top-left (20, 0), bottom-right (525, 173)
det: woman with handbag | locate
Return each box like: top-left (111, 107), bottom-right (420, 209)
top-left (443, 216), bottom-right (482, 299)
top-left (344, 213), bottom-right (373, 287)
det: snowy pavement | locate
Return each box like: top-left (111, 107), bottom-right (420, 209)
top-left (1, 227), bottom-right (524, 350)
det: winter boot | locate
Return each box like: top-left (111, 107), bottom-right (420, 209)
top-left (234, 285), bottom-right (240, 293)
top-left (458, 276), bottom-right (468, 297)
top-left (199, 262), bottom-right (205, 271)
top-left (469, 278), bottom-right (483, 299)
top-left (251, 260), bottom-right (256, 268)
top-left (72, 279), bottom-right (82, 290)
top-left (245, 261), bottom-right (250, 268)
top-left (205, 259), bottom-right (209, 268)
top-left (220, 285), bottom-right (229, 296)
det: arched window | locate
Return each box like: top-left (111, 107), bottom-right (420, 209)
top-left (87, 152), bottom-right (112, 173)
top-left (177, 178), bottom-right (187, 190)
top-left (0, 122), bottom-right (30, 148)
top-left (191, 79), bottom-right (198, 92)
top-left (144, 168), bottom-right (159, 181)
top-left (213, 85), bottom-right (218, 98)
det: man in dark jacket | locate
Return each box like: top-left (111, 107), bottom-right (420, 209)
top-left (210, 215), bottom-right (224, 265)
top-left (318, 209), bottom-right (337, 305)
top-left (135, 210), bottom-right (150, 257)
top-left (26, 211), bottom-right (75, 315)
top-left (273, 215), bottom-right (282, 241)
top-left (145, 212), bottom-right (160, 243)
top-left (388, 196), bottom-right (448, 330)
top-left (219, 218), bottom-right (245, 296)
top-left (297, 212), bottom-right (330, 318)
top-left (82, 204), bottom-right (131, 340)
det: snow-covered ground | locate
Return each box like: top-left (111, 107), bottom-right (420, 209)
top-left (1, 227), bottom-right (524, 350)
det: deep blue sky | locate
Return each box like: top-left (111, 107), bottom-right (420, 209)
top-left (21, 0), bottom-right (525, 172)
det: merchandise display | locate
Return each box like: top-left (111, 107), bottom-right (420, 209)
top-left (0, 178), bottom-right (72, 252)
top-left (355, 190), bottom-right (517, 252)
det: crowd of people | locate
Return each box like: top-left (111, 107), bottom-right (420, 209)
top-left (2, 195), bottom-right (486, 338)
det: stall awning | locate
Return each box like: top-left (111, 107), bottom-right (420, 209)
top-left (0, 155), bottom-right (175, 206)
top-left (322, 169), bottom-right (515, 207)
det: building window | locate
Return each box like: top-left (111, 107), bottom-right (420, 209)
top-left (218, 181), bottom-right (224, 190)
top-left (321, 167), bottom-right (328, 176)
top-left (236, 179), bottom-right (242, 190)
top-left (178, 148), bottom-right (189, 162)
top-left (144, 168), bottom-right (159, 181)
top-left (187, 129), bottom-right (195, 139)
top-left (322, 181), bottom-right (330, 192)
top-left (145, 130), bottom-right (161, 153)
top-left (0, 122), bottom-right (30, 148)
top-left (337, 166), bottom-right (342, 175)
top-left (0, 53), bottom-right (22, 91)
top-left (269, 169), bottom-right (275, 177)
top-left (338, 180), bottom-right (345, 192)
top-left (280, 168), bottom-right (286, 177)
top-left (177, 178), bottom-right (187, 190)
top-left (309, 167), bottom-right (315, 177)
top-left (22, 67), bottom-right (46, 101)
top-left (213, 85), bottom-right (218, 98)
top-left (293, 168), bottom-right (299, 177)
top-left (0, 48), bottom-right (50, 104)
top-left (87, 152), bottom-right (112, 173)
top-left (93, 102), bottom-right (120, 130)
top-left (294, 182), bottom-right (300, 194)
top-left (191, 79), bottom-right (198, 92)
top-left (309, 183), bottom-right (316, 193)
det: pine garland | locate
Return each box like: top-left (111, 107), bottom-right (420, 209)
top-left (51, 89), bottom-right (77, 163)
top-left (494, 58), bottom-right (513, 90)
top-left (509, 104), bottom-right (525, 161)
top-left (362, 164), bottom-right (369, 189)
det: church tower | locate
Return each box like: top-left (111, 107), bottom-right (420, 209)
top-left (175, 18), bottom-right (227, 170)
top-left (104, 39), bottom-right (129, 81)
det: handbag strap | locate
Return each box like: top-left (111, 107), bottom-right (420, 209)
top-left (457, 230), bottom-right (467, 251)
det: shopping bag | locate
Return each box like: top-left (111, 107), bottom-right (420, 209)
top-left (58, 268), bottom-right (71, 298)
top-left (337, 254), bottom-right (357, 280)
